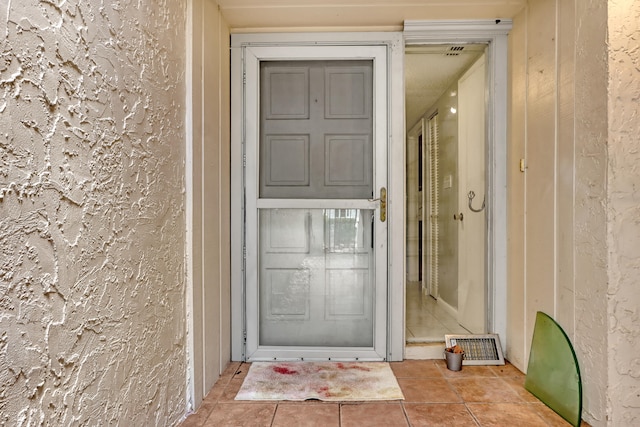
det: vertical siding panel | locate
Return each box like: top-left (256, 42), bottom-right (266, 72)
top-left (188, 0), bottom-right (205, 407)
top-left (507, 8), bottom-right (528, 371)
top-left (190, 0), bottom-right (231, 405)
top-left (524, 0), bottom-right (557, 356)
top-left (203, 0), bottom-right (222, 392)
top-left (218, 16), bottom-right (232, 375)
top-left (507, 0), bottom-right (610, 422)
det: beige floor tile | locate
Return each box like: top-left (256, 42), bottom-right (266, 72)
top-left (203, 403), bottom-right (276, 427)
top-left (272, 403), bottom-right (339, 427)
top-left (448, 377), bottom-right (523, 403)
top-left (435, 360), bottom-right (498, 378)
top-left (341, 403), bottom-right (408, 427)
top-left (179, 412), bottom-right (206, 427)
top-left (466, 403), bottom-right (549, 427)
top-left (404, 403), bottom-right (479, 426)
top-left (201, 382), bottom-right (225, 405)
top-left (218, 378), bottom-right (245, 403)
top-left (398, 378), bottom-right (462, 403)
top-left (220, 361), bottom-right (243, 381)
top-left (529, 402), bottom-right (582, 426)
top-left (501, 376), bottom-right (541, 403)
top-left (390, 360), bottom-right (444, 378)
top-left (178, 354), bottom-right (590, 427)
top-left (232, 363), bottom-right (251, 380)
top-left (489, 362), bottom-right (525, 378)
top-left (194, 394), bottom-right (220, 421)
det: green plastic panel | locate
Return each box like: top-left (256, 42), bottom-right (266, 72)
top-left (525, 312), bottom-right (582, 427)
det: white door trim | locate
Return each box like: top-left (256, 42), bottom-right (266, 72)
top-left (230, 32), bottom-right (405, 361)
top-left (404, 20), bottom-right (512, 351)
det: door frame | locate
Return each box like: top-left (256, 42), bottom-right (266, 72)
top-left (229, 21), bottom-right (511, 362)
top-left (404, 20), bottom-right (511, 348)
top-left (230, 32), bottom-right (405, 361)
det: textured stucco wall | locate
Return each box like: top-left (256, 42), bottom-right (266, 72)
top-left (0, 1), bottom-right (187, 425)
top-left (573, 1), bottom-right (609, 424)
top-left (607, 1), bottom-right (640, 424)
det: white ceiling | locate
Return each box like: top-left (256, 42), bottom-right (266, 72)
top-left (404, 44), bottom-right (485, 128)
top-left (217, 0), bottom-right (525, 31)
top-left (219, 0), bottom-right (523, 129)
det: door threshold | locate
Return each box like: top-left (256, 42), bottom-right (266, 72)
top-left (405, 342), bottom-right (445, 360)
top-left (406, 337), bottom-right (446, 344)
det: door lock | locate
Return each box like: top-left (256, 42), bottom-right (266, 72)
top-left (453, 212), bottom-right (464, 221)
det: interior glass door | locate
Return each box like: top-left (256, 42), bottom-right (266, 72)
top-left (243, 46), bottom-right (388, 361)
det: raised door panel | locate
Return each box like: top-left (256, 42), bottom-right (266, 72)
top-left (260, 60), bottom-right (373, 199)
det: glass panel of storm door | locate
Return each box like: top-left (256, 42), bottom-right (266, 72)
top-left (259, 208), bottom-right (374, 347)
top-left (260, 60), bottom-right (373, 199)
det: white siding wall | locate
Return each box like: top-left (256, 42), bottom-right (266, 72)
top-left (187, 0), bottom-right (232, 411)
top-left (506, 1), bottom-right (637, 425)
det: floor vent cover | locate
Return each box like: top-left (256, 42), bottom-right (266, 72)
top-left (445, 334), bottom-right (505, 365)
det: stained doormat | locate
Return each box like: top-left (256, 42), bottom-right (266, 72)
top-left (235, 361), bottom-right (404, 401)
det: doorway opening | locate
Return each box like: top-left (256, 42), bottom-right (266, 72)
top-left (228, 25), bottom-right (509, 363)
top-left (405, 43), bottom-right (488, 346)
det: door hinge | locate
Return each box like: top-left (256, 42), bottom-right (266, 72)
top-left (242, 153), bottom-right (246, 167)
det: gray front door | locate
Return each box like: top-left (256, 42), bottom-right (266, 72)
top-left (243, 45), bottom-right (389, 361)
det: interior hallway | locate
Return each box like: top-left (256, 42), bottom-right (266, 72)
top-left (180, 360), bottom-right (587, 426)
top-left (405, 281), bottom-right (470, 343)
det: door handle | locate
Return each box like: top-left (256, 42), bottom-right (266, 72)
top-left (453, 212), bottom-right (464, 222)
top-left (379, 187), bottom-right (386, 222)
top-left (369, 187), bottom-right (387, 222)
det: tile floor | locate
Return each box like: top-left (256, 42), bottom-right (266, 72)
top-left (405, 281), bottom-right (470, 343)
top-left (180, 359), bottom-right (588, 426)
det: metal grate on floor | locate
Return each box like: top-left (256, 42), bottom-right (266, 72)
top-left (445, 334), bottom-right (505, 365)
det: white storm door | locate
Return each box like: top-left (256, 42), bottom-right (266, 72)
top-left (243, 45), bottom-right (388, 361)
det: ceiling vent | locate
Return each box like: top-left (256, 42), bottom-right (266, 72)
top-left (445, 334), bottom-right (505, 365)
top-left (445, 46), bottom-right (465, 56)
